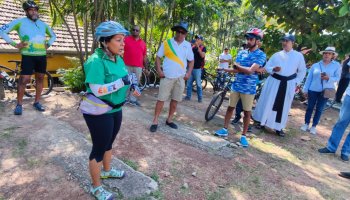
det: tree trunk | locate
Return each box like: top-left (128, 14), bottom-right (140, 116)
top-left (144, 5), bottom-right (149, 44)
top-left (128, 0), bottom-right (133, 28)
top-left (149, 2), bottom-right (156, 53)
top-left (50, 0), bottom-right (84, 67)
top-left (84, 12), bottom-right (89, 61)
top-left (222, 13), bottom-right (229, 50)
top-left (70, 0), bottom-right (84, 66)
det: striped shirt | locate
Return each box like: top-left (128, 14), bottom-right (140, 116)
top-left (231, 49), bottom-right (266, 94)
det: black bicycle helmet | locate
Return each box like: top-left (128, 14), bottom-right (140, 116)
top-left (23, 0), bottom-right (39, 11)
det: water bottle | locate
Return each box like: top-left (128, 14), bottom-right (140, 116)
top-left (0, 71), bottom-right (9, 79)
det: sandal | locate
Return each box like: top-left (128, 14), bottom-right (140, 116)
top-left (90, 185), bottom-right (114, 200)
top-left (101, 167), bottom-right (125, 179)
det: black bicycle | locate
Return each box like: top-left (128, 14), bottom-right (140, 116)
top-left (204, 74), bottom-right (265, 121)
top-left (204, 75), bottom-right (234, 121)
top-left (0, 60), bottom-right (53, 97)
top-left (192, 69), bottom-right (230, 93)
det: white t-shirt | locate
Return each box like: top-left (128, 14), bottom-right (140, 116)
top-left (157, 38), bottom-right (194, 78)
top-left (219, 53), bottom-right (232, 69)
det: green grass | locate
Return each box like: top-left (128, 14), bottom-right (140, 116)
top-left (0, 126), bottom-right (19, 139)
top-left (150, 171), bottom-right (159, 182)
top-left (150, 190), bottom-right (164, 199)
top-left (27, 158), bottom-right (40, 168)
top-left (180, 183), bottom-right (190, 195)
top-left (12, 138), bottom-right (27, 157)
top-left (120, 158), bottom-right (139, 171)
top-left (206, 189), bottom-right (225, 200)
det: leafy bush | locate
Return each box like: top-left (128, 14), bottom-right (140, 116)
top-left (57, 66), bottom-right (85, 93)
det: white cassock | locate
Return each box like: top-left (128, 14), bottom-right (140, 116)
top-left (253, 49), bottom-right (306, 131)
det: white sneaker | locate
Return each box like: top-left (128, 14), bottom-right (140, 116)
top-left (310, 126), bottom-right (317, 135)
top-left (300, 124), bottom-right (309, 132)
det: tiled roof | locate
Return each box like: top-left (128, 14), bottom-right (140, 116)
top-left (0, 0), bottom-right (93, 54)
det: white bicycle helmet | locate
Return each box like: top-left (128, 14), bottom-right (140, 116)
top-left (95, 21), bottom-right (129, 42)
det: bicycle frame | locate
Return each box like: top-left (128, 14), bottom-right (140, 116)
top-left (0, 60), bottom-right (54, 97)
top-left (0, 65), bottom-right (18, 91)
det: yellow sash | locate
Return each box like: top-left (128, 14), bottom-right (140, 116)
top-left (164, 39), bottom-right (184, 68)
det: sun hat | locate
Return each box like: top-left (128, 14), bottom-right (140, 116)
top-left (319, 47), bottom-right (338, 57)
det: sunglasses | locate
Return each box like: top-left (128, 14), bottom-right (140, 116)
top-left (246, 37), bottom-right (256, 41)
top-left (176, 30), bottom-right (186, 35)
top-left (132, 29), bottom-right (139, 32)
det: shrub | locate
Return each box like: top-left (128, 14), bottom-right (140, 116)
top-left (57, 66), bottom-right (85, 93)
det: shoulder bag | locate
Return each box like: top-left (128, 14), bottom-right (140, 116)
top-left (319, 63), bottom-right (336, 99)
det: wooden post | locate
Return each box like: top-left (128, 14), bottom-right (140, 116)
top-left (0, 78), bottom-right (5, 100)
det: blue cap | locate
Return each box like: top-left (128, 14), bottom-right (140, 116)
top-left (171, 21), bottom-right (189, 32)
top-left (195, 35), bottom-right (204, 41)
top-left (281, 34), bottom-right (295, 42)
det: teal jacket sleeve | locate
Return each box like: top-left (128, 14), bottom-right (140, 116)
top-left (0, 18), bottom-right (21, 47)
top-left (45, 24), bottom-right (56, 47)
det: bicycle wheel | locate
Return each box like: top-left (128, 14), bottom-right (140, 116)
top-left (148, 69), bottom-right (158, 87)
top-left (192, 79), bottom-right (207, 92)
top-left (205, 91), bottom-right (226, 121)
top-left (24, 71), bottom-right (53, 97)
top-left (139, 70), bottom-right (147, 91)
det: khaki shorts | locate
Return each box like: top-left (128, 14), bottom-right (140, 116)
top-left (229, 91), bottom-right (255, 111)
top-left (158, 77), bottom-right (185, 102)
top-left (127, 66), bottom-right (143, 81)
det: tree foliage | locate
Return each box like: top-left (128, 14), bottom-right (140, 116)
top-left (250, 0), bottom-right (350, 61)
top-left (43, 0), bottom-right (350, 67)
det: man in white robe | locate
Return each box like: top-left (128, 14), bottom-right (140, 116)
top-left (253, 34), bottom-right (306, 136)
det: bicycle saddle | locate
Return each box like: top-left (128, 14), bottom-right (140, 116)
top-left (8, 60), bottom-right (21, 65)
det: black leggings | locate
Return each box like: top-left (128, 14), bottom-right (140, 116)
top-left (335, 77), bottom-right (350, 103)
top-left (83, 110), bottom-right (122, 162)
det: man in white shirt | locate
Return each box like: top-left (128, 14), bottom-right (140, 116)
top-left (218, 47), bottom-right (232, 69)
top-left (149, 21), bottom-right (194, 132)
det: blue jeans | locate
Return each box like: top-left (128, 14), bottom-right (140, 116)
top-left (186, 69), bottom-right (202, 100)
top-left (327, 95), bottom-right (350, 157)
top-left (305, 90), bottom-right (328, 127)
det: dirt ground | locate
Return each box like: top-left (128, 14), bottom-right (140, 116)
top-left (0, 86), bottom-right (350, 200)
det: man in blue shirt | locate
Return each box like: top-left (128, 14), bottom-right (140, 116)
top-left (215, 28), bottom-right (266, 147)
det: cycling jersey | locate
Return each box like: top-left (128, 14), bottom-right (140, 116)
top-left (0, 17), bottom-right (56, 56)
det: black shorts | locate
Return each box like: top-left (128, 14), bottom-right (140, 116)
top-left (21, 55), bottom-right (47, 75)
